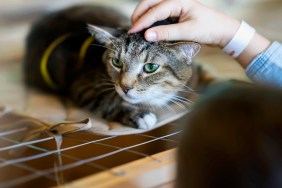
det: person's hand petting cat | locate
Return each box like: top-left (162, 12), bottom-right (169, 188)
top-left (129, 0), bottom-right (282, 87)
top-left (128, 0), bottom-right (271, 69)
top-left (129, 0), bottom-right (239, 47)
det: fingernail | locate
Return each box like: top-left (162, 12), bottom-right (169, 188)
top-left (128, 26), bottom-right (138, 34)
top-left (145, 31), bottom-right (157, 41)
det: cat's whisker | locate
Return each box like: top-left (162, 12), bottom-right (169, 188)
top-left (163, 103), bottom-right (176, 114)
top-left (173, 96), bottom-right (194, 105)
top-left (147, 92), bottom-right (176, 113)
top-left (73, 83), bottom-right (98, 101)
top-left (78, 85), bottom-right (114, 101)
top-left (93, 83), bottom-right (115, 88)
top-left (171, 96), bottom-right (194, 109)
top-left (158, 92), bottom-right (194, 107)
top-left (156, 94), bottom-right (187, 110)
top-left (98, 77), bottom-right (114, 83)
top-left (180, 83), bottom-right (193, 90)
top-left (180, 84), bottom-right (197, 94)
top-left (171, 97), bottom-right (191, 106)
top-left (170, 99), bottom-right (186, 109)
top-left (158, 93), bottom-right (185, 103)
top-left (177, 89), bottom-right (195, 94)
top-left (98, 81), bottom-right (114, 86)
top-left (95, 87), bottom-right (115, 96)
top-left (170, 98), bottom-right (188, 109)
top-left (76, 83), bottom-right (112, 98)
top-left (99, 78), bottom-right (113, 82)
top-left (91, 44), bottom-right (116, 52)
top-left (77, 87), bottom-right (97, 105)
top-left (98, 87), bottom-right (115, 92)
top-left (89, 79), bottom-right (114, 88)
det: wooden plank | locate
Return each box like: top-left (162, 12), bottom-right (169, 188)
top-left (60, 149), bottom-right (177, 188)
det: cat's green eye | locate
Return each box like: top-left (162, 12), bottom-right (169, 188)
top-left (143, 63), bottom-right (159, 73)
top-left (112, 58), bottom-right (123, 68)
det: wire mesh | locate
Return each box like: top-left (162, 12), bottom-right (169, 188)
top-left (0, 121), bottom-right (182, 188)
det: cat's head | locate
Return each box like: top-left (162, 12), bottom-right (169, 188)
top-left (88, 24), bottom-right (200, 107)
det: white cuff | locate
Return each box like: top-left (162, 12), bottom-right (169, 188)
top-left (223, 21), bottom-right (256, 58)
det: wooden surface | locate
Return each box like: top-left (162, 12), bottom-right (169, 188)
top-left (61, 149), bottom-right (177, 188)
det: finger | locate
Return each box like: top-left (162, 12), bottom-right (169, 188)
top-left (144, 22), bottom-right (195, 41)
top-left (129, 0), bottom-right (182, 33)
top-left (131, 0), bottom-right (163, 24)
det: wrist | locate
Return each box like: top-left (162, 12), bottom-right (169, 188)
top-left (219, 18), bottom-right (241, 48)
top-left (236, 33), bottom-right (271, 68)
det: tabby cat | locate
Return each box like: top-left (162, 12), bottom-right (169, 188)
top-left (24, 5), bottom-right (201, 129)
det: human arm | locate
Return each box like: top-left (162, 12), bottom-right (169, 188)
top-left (245, 41), bottom-right (282, 87)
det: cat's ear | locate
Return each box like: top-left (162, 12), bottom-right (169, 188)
top-left (87, 24), bottom-right (123, 44)
top-left (167, 42), bottom-right (201, 64)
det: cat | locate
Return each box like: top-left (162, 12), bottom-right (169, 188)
top-left (24, 5), bottom-right (201, 130)
top-left (177, 82), bottom-right (282, 188)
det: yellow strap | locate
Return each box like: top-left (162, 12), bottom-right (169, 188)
top-left (40, 34), bottom-right (94, 90)
top-left (40, 34), bottom-right (71, 90)
top-left (78, 36), bottom-right (94, 68)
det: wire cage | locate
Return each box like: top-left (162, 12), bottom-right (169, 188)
top-left (0, 118), bottom-right (182, 188)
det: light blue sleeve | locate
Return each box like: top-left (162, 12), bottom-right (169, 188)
top-left (245, 41), bottom-right (282, 87)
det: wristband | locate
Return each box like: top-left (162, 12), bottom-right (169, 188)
top-left (223, 21), bottom-right (256, 58)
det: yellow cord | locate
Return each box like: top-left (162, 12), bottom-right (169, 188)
top-left (40, 34), bottom-right (71, 90)
top-left (78, 36), bottom-right (94, 68)
top-left (40, 34), bottom-right (94, 90)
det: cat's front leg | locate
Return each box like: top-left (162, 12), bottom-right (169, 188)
top-left (105, 103), bottom-right (158, 130)
top-left (125, 110), bottom-right (158, 130)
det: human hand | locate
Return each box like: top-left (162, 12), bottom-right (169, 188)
top-left (129, 0), bottom-right (240, 48)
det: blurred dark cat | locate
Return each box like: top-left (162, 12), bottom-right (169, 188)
top-left (177, 82), bottom-right (282, 188)
top-left (24, 5), bottom-right (201, 130)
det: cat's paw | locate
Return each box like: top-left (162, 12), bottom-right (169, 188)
top-left (136, 112), bottom-right (158, 130)
top-left (125, 111), bottom-right (157, 130)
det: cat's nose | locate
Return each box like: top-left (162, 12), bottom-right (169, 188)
top-left (121, 86), bottom-right (132, 94)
